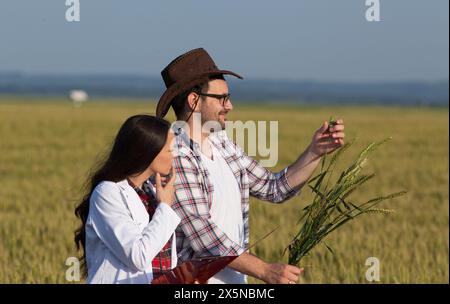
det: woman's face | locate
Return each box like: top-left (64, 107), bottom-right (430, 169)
top-left (149, 130), bottom-right (175, 176)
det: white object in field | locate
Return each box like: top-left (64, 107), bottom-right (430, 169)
top-left (70, 90), bottom-right (89, 107)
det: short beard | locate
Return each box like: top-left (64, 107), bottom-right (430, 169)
top-left (201, 114), bottom-right (225, 133)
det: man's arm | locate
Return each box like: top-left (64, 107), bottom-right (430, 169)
top-left (228, 252), bottom-right (302, 284)
top-left (286, 119), bottom-right (345, 190)
top-left (285, 145), bottom-right (322, 191)
top-left (173, 154), bottom-right (302, 283)
top-left (236, 146), bottom-right (300, 204)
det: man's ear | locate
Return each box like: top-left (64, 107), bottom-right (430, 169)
top-left (187, 92), bottom-right (200, 111)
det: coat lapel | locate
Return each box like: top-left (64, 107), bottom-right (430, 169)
top-left (116, 180), bottom-right (149, 225)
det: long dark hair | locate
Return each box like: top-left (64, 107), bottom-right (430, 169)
top-left (74, 114), bottom-right (171, 278)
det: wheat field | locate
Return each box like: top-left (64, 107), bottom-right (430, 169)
top-left (0, 96), bottom-right (448, 283)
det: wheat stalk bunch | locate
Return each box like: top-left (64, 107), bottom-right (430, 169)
top-left (286, 135), bottom-right (406, 266)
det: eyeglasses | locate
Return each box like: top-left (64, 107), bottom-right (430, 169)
top-left (197, 92), bottom-right (231, 107)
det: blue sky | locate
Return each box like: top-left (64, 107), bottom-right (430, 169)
top-left (0, 0), bottom-right (448, 82)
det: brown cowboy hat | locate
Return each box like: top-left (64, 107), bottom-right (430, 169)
top-left (156, 48), bottom-right (243, 118)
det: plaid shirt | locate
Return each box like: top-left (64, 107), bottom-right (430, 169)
top-left (127, 179), bottom-right (172, 274)
top-left (172, 127), bottom-right (300, 262)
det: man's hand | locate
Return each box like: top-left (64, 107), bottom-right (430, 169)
top-left (285, 118), bottom-right (346, 190)
top-left (228, 252), bottom-right (304, 284)
top-left (308, 119), bottom-right (345, 158)
top-left (261, 263), bottom-right (304, 284)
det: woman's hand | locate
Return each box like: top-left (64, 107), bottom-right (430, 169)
top-left (308, 119), bottom-right (345, 158)
top-left (155, 167), bottom-right (176, 207)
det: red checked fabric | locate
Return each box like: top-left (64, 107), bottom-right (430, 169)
top-left (127, 179), bottom-right (172, 274)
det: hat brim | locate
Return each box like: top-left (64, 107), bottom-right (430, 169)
top-left (156, 70), bottom-right (243, 118)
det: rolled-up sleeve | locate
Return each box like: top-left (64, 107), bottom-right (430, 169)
top-left (237, 145), bottom-right (301, 203)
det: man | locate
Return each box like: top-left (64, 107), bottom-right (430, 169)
top-left (156, 48), bottom-right (345, 284)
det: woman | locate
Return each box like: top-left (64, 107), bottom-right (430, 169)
top-left (74, 114), bottom-right (180, 284)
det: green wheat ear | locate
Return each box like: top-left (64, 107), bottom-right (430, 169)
top-left (365, 208), bottom-right (396, 215)
top-left (286, 137), bottom-right (406, 266)
top-left (328, 116), bottom-right (337, 128)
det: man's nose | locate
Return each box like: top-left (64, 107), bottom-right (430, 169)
top-left (224, 99), bottom-right (233, 111)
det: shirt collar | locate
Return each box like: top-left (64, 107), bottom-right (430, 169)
top-left (173, 124), bottom-right (228, 153)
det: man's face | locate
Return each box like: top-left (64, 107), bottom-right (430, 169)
top-left (199, 79), bottom-right (232, 130)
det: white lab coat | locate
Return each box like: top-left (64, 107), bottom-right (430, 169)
top-left (85, 180), bottom-right (180, 284)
